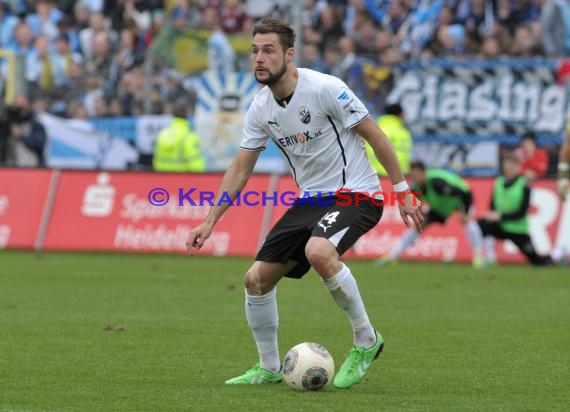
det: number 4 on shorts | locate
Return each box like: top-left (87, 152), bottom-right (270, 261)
top-left (322, 211), bottom-right (340, 225)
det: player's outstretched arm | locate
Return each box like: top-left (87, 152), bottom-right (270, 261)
top-left (186, 149), bottom-right (261, 254)
top-left (354, 116), bottom-right (424, 232)
top-left (558, 131), bottom-right (570, 199)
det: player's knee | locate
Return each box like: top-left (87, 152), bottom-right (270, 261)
top-left (305, 237), bottom-right (337, 274)
top-left (244, 268), bottom-right (262, 295)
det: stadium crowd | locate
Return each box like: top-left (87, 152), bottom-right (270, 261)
top-left (0, 0), bottom-right (568, 166)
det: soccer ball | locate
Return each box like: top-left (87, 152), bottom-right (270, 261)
top-left (283, 342), bottom-right (335, 391)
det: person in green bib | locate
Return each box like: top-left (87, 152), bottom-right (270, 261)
top-left (478, 154), bottom-right (564, 266)
top-left (376, 160), bottom-right (485, 268)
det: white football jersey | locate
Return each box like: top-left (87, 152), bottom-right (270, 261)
top-left (240, 68), bottom-right (382, 197)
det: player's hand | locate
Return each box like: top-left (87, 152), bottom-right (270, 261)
top-left (557, 177), bottom-right (569, 200)
top-left (398, 191), bottom-right (424, 232)
top-left (186, 222), bottom-right (213, 255)
top-left (483, 211), bottom-right (501, 222)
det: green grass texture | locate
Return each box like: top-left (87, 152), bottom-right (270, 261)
top-left (0, 251), bottom-right (568, 411)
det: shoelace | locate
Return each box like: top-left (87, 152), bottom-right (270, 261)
top-left (345, 347), bottom-right (365, 374)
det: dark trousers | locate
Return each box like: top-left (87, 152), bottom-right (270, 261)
top-left (477, 219), bottom-right (553, 266)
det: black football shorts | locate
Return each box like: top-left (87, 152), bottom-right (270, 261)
top-left (256, 193), bottom-right (383, 278)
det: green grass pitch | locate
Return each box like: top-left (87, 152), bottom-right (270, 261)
top-left (0, 250), bottom-right (568, 411)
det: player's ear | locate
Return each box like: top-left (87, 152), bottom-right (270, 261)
top-left (286, 47), bottom-right (295, 63)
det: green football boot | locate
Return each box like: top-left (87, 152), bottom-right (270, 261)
top-left (374, 256), bottom-right (398, 267)
top-left (225, 363), bottom-right (283, 384)
top-left (334, 330), bottom-right (384, 389)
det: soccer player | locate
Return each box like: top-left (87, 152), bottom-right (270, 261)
top-left (558, 126), bottom-right (570, 200)
top-left (186, 17), bottom-right (423, 389)
top-left (478, 154), bottom-right (563, 266)
top-left (376, 161), bottom-right (485, 267)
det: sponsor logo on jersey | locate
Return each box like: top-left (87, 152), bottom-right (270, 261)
top-left (298, 106), bottom-right (311, 124)
top-left (277, 129), bottom-right (323, 148)
top-left (337, 91), bottom-right (350, 100)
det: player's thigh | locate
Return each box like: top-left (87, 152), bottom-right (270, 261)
top-left (244, 260), bottom-right (298, 295)
top-left (311, 195), bottom-right (383, 255)
top-left (478, 219), bottom-right (508, 239)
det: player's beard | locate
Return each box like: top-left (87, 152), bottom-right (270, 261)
top-left (255, 58), bottom-right (287, 86)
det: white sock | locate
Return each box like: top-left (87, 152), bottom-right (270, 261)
top-left (550, 245), bottom-right (565, 262)
top-left (466, 221), bottom-right (484, 260)
top-left (245, 288), bottom-right (280, 373)
top-left (484, 237), bottom-right (496, 261)
top-left (389, 229), bottom-right (419, 259)
top-left (322, 264), bottom-right (376, 348)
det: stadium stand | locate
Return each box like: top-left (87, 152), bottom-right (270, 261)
top-left (0, 0), bottom-right (566, 168)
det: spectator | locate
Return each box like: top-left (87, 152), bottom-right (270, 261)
top-left (0, 2), bottom-right (18, 48)
top-left (510, 24), bottom-right (541, 57)
top-left (202, 7), bottom-right (236, 74)
top-left (7, 94), bottom-right (47, 167)
top-left (351, 13), bottom-right (379, 57)
top-left (219, 0), bottom-right (248, 34)
top-left (517, 131), bottom-right (549, 180)
top-left (337, 35), bottom-right (357, 79)
top-left (315, 5), bottom-right (344, 51)
top-left (0, 101), bottom-right (11, 165)
top-left (301, 42), bottom-right (324, 71)
top-left (384, 0), bottom-right (408, 35)
top-left (73, 1), bottom-right (91, 30)
top-left (56, 16), bottom-right (81, 54)
top-left (26, 35), bottom-right (56, 93)
top-left (541, 0), bottom-right (570, 57)
top-left (26, 0), bottom-right (62, 42)
top-left (79, 12), bottom-right (117, 60)
top-left (8, 22), bottom-right (35, 57)
top-left (320, 43), bottom-right (341, 76)
top-left (52, 33), bottom-right (83, 88)
top-left (84, 31), bottom-right (113, 82)
top-left (478, 36), bottom-right (502, 59)
top-left (108, 28), bottom-right (143, 89)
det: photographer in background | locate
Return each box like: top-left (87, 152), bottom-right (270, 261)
top-left (4, 94), bottom-right (47, 167)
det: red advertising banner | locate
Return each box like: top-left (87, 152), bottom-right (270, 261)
top-left (0, 168), bottom-right (53, 249)
top-left (3, 167), bottom-right (568, 264)
top-left (43, 171), bottom-right (270, 255)
top-left (270, 176), bottom-right (570, 264)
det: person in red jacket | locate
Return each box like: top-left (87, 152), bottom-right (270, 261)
top-left (517, 131), bottom-right (548, 180)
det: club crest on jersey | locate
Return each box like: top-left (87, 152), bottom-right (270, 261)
top-left (298, 106), bottom-right (311, 124)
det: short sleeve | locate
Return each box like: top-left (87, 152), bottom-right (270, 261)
top-left (319, 79), bottom-right (370, 129)
top-left (239, 105), bottom-right (269, 151)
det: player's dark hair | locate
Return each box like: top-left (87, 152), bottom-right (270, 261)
top-left (253, 17), bottom-right (296, 52)
top-left (385, 103), bottom-right (403, 116)
top-left (410, 160), bottom-right (426, 171)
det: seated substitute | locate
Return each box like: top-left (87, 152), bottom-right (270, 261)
top-left (478, 154), bottom-right (565, 266)
top-left (376, 160), bottom-right (485, 268)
